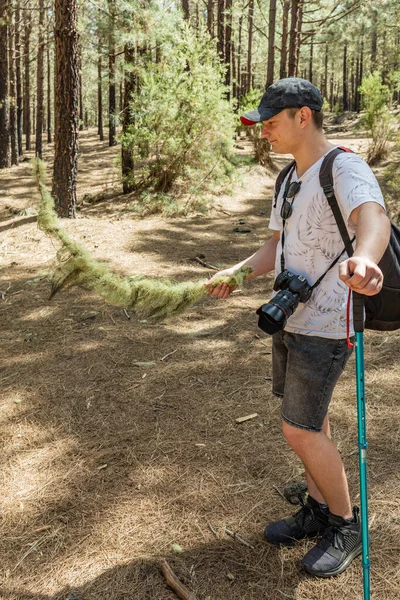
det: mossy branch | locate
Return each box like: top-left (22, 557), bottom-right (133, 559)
top-left (33, 159), bottom-right (253, 320)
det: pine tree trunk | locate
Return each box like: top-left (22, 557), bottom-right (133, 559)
top-left (98, 47), bottom-right (104, 140)
top-left (23, 2), bottom-right (31, 150)
top-left (121, 43), bottom-right (135, 194)
top-left (279, 0), bottom-right (289, 79)
top-left (47, 33), bottom-right (52, 143)
top-left (247, 0), bottom-right (254, 92)
top-left (52, 0), bottom-right (79, 218)
top-left (342, 43), bottom-right (348, 111)
top-left (0, 0), bottom-right (10, 168)
top-left (108, 0), bottom-right (117, 147)
top-left (231, 17), bottom-right (237, 101)
top-left (288, 0), bottom-right (299, 77)
top-left (237, 15), bottom-right (242, 99)
top-left (266, 0), bottom-right (276, 87)
top-left (9, 1), bottom-right (19, 165)
top-left (294, 1), bottom-right (303, 77)
top-left (323, 41), bottom-right (328, 99)
top-left (15, 0), bottom-right (23, 155)
top-left (35, 0), bottom-right (45, 158)
top-left (308, 38), bottom-right (314, 83)
top-left (182, 0), bottom-right (189, 20)
top-left (207, 0), bottom-right (214, 37)
top-left (79, 71), bottom-right (84, 131)
top-left (224, 0), bottom-right (232, 96)
top-left (217, 0), bottom-right (225, 60)
top-left (370, 10), bottom-right (377, 71)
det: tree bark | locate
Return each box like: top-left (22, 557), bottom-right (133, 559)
top-left (308, 37), bottom-right (313, 83)
top-left (207, 0), bottom-right (214, 38)
top-left (237, 15), bottom-right (242, 98)
top-left (280, 0), bottom-right (289, 79)
top-left (35, 0), bottom-right (45, 158)
top-left (247, 0), bottom-right (254, 92)
top-left (15, 0), bottom-right (23, 155)
top-left (79, 71), bottom-right (84, 131)
top-left (121, 43), bottom-right (135, 194)
top-left (52, 0), bottom-right (79, 218)
top-left (47, 27), bottom-right (52, 143)
top-left (266, 0), bottom-right (276, 88)
top-left (108, 0), bottom-right (117, 146)
top-left (323, 41), bottom-right (328, 99)
top-left (370, 9), bottom-right (377, 71)
top-left (224, 0), bottom-right (232, 96)
top-left (9, 1), bottom-right (19, 165)
top-left (217, 0), bottom-right (225, 60)
top-left (0, 0), bottom-right (10, 168)
top-left (23, 1), bottom-right (31, 150)
top-left (98, 42), bottom-right (104, 140)
top-left (288, 0), bottom-right (299, 77)
top-left (294, 1), bottom-right (303, 77)
top-left (342, 43), bottom-right (348, 111)
top-left (182, 0), bottom-right (189, 20)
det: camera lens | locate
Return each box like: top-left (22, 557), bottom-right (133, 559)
top-left (256, 290), bottom-right (300, 335)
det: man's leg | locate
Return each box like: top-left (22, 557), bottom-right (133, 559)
top-left (282, 419), bottom-right (352, 519)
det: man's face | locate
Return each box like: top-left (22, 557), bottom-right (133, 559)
top-left (260, 109), bottom-right (300, 154)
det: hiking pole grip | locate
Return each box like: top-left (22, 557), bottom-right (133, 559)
top-left (353, 291), bottom-right (365, 333)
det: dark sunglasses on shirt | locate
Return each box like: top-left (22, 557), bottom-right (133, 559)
top-left (280, 180), bottom-right (302, 220)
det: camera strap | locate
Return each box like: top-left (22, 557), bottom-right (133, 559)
top-left (280, 165), bottom-right (297, 272)
top-left (279, 165), bottom-right (355, 290)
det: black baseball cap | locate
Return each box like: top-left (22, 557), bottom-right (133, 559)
top-left (240, 77), bottom-right (323, 126)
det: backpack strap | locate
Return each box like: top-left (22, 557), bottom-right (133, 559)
top-left (319, 146), bottom-right (365, 333)
top-left (273, 160), bottom-right (296, 208)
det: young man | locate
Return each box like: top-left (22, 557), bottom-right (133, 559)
top-left (205, 78), bottom-right (390, 578)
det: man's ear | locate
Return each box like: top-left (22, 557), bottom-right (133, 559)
top-left (298, 106), bottom-right (312, 128)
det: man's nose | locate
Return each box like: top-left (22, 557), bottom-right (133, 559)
top-left (261, 125), bottom-right (270, 139)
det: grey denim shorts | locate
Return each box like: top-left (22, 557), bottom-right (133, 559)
top-left (272, 330), bottom-right (354, 432)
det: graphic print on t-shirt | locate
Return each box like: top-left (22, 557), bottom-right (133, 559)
top-left (269, 150), bottom-right (386, 339)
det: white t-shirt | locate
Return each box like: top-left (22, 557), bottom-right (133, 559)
top-left (269, 149), bottom-right (386, 339)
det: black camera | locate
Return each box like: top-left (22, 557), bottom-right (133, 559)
top-left (256, 269), bottom-right (313, 335)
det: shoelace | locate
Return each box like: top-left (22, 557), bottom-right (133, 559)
top-left (324, 524), bottom-right (354, 552)
top-left (294, 495), bottom-right (315, 528)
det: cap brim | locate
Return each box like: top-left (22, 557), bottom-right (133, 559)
top-left (240, 107), bottom-right (283, 126)
top-left (240, 109), bottom-right (261, 126)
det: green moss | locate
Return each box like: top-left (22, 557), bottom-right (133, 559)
top-left (33, 159), bottom-right (253, 320)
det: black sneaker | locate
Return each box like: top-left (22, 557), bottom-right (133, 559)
top-left (301, 507), bottom-right (362, 577)
top-left (265, 495), bottom-right (330, 546)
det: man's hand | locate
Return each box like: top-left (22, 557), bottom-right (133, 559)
top-left (339, 256), bottom-right (383, 296)
top-left (204, 268), bottom-right (237, 299)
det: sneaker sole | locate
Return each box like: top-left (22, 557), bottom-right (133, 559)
top-left (302, 544), bottom-right (362, 578)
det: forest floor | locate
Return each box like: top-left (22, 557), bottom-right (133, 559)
top-left (0, 119), bottom-right (399, 600)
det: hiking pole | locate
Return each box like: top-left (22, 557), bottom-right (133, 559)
top-left (353, 291), bottom-right (370, 600)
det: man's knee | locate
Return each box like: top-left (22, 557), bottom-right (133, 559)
top-left (282, 420), bottom-right (321, 456)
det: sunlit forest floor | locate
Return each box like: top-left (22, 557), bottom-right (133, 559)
top-left (0, 119), bottom-right (399, 600)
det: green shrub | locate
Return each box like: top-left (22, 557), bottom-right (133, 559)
top-left (121, 23), bottom-right (236, 202)
top-left (359, 71), bottom-right (394, 165)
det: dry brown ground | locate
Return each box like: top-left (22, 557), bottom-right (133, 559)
top-left (0, 126), bottom-right (399, 600)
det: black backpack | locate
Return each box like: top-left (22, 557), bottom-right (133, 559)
top-left (273, 146), bottom-right (400, 331)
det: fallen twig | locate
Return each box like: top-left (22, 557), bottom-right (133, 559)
top-left (194, 256), bottom-right (219, 270)
top-left (160, 348), bottom-right (179, 361)
top-left (273, 485), bottom-right (287, 502)
top-left (224, 528), bottom-right (254, 549)
top-left (207, 523), bottom-right (218, 537)
top-left (160, 559), bottom-right (198, 600)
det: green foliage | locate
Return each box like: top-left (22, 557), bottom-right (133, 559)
top-left (121, 23), bottom-right (236, 202)
top-left (34, 159), bottom-right (252, 320)
top-left (359, 71), bottom-right (396, 165)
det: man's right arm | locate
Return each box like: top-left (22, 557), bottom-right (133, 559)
top-left (205, 230), bottom-right (280, 299)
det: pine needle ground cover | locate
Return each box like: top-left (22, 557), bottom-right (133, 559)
top-left (1, 130), bottom-right (399, 600)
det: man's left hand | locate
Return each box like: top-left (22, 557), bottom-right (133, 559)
top-left (339, 256), bottom-right (383, 296)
